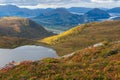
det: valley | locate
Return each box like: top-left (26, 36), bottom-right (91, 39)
top-left (0, 3), bottom-right (119, 80)
top-left (0, 19), bottom-right (119, 80)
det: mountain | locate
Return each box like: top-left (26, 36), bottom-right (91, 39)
top-left (68, 7), bottom-right (92, 13)
top-left (41, 20), bottom-right (120, 56)
top-left (85, 8), bottom-right (110, 22)
top-left (34, 8), bottom-right (85, 28)
top-left (0, 5), bottom-right (53, 17)
top-left (0, 17), bottom-right (53, 39)
top-left (19, 8), bottom-right (53, 17)
top-left (107, 7), bottom-right (120, 13)
top-left (0, 5), bottom-right (20, 17)
top-left (0, 41), bottom-right (120, 80)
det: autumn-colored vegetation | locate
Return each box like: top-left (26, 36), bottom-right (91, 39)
top-left (40, 20), bottom-right (120, 56)
top-left (0, 20), bottom-right (120, 80)
top-left (0, 41), bottom-right (120, 80)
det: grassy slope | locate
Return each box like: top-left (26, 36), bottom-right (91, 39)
top-left (0, 42), bottom-right (120, 80)
top-left (40, 20), bottom-right (120, 56)
top-left (0, 36), bottom-right (35, 48)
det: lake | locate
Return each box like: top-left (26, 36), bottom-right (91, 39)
top-left (0, 45), bottom-right (58, 68)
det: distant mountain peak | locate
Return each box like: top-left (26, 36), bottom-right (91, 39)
top-left (85, 8), bottom-right (110, 20)
top-left (92, 8), bottom-right (101, 10)
top-left (34, 8), bottom-right (84, 27)
top-left (87, 8), bottom-right (107, 13)
top-left (54, 8), bottom-right (68, 12)
top-left (49, 8), bottom-right (70, 15)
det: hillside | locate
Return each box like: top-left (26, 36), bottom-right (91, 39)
top-left (34, 8), bottom-right (85, 28)
top-left (41, 20), bottom-right (120, 56)
top-left (0, 41), bottom-right (120, 79)
top-left (85, 8), bottom-right (110, 22)
top-left (107, 7), bottom-right (120, 13)
top-left (0, 17), bottom-right (53, 39)
top-left (0, 36), bottom-right (34, 48)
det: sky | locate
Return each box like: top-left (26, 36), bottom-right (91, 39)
top-left (0, 0), bottom-right (120, 9)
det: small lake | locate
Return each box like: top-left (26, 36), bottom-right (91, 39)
top-left (0, 45), bottom-right (58, 68)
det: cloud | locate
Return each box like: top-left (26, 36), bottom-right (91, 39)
top-left (91, 0), bottom-right (120, 3)
top-left (0, 0), bottom-right (119, 8)
top-left (0, 0), bottom-right (71, 5)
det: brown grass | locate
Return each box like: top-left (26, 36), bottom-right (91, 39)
top-left (40, 20), bottom-right (120, 56)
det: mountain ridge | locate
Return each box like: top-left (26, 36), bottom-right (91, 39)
top-left (34, 8), bottom-right (85, 28)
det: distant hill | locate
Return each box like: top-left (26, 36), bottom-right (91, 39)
top-left (0, 5), bottom-right (53, 17)
top-left (0, 5), bottom-right (33, 17)
top-left (41, 20), bottom-right (120, 56)
top-left (34, 8), bottom-right (85, 28)
top-left (85, 8), bottom-right (110, 22)
top-left (68, 7), bottom-right (92, 13)
top-left (107, 7), bottom-right (120, 13)
top-left (0, 17), bottom-right (53, 39)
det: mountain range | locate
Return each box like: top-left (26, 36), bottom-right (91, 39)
top-left (0, 5), bottom-right (119, 30)
top-left (33, 8), bottom-right (85, 29)
top-left (0, 5), bottom-right (53, 17)
top-left (0, 5), bottom-right (119, 17)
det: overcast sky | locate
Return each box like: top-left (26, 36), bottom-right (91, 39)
top-left (0, 0), bottom-right (120, 9)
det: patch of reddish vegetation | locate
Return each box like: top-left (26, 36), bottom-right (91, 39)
top-left (0, 66), bottom-right (14, 73)
top-left (20, 61), bottom-right (33, 66)
top-left (0, 60), bottom-right (33, 73)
